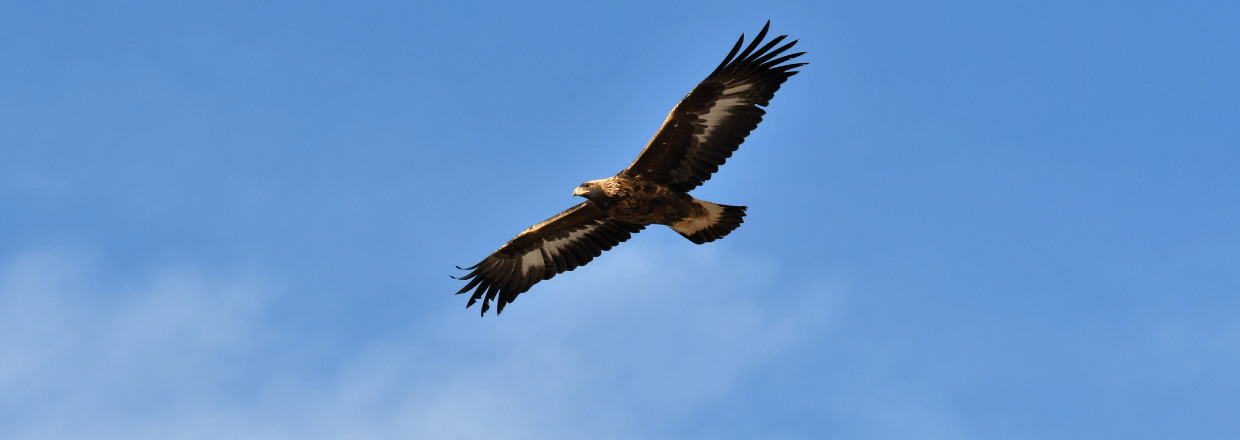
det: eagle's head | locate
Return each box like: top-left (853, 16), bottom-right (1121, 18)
top-left (573, 180), bottom-right (606, 200)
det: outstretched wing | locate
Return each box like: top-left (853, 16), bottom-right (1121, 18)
top-left (622, 21), bottom-right (806, 192)
top-left (453, 202), bottom-right (645, 315)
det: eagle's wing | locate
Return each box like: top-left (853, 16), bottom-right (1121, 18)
top-left (622, 21), bottom-right (806, 192)
top-left (453, 202), bottom-right (645, 315)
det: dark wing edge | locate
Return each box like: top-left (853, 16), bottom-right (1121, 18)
top-left (622, 21), bottom-right (807, 192)
top-left (452, 202), bottom-right (645, 316)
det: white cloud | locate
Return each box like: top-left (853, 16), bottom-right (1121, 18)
top-left (0, 242), bottom-right (838, 439)
top-left (0, 246), bottom-right (275, 439)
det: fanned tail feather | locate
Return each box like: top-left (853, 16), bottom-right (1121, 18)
top-left (670, 201), bottom-right (747, 244)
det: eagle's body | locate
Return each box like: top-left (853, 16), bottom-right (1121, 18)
top-left (579, 176), bottom-right (695, 224)
top-left (575, 176), bottom-right (746, 244)
top-left (454, 22), bottom-right (806, 315)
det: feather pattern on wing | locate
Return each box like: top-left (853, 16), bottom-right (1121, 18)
top-left (622, 21), bottom-right (807, 192)
top-left (453, 202), bottom-right (644, 315)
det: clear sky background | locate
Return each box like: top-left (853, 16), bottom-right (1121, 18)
top-left (2, 1), bottom-right (1238, 438)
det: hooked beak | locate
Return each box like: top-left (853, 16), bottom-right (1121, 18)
top-left (572, 186), bottom-right (587, 198)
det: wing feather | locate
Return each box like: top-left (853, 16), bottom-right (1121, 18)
top-left (622, 21), bottom-right (806, 192)
top-left (453, 202), bottom-right (645, 315)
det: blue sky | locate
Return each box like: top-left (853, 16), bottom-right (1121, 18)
top-left (2, 0), bottom-right (1238, 438)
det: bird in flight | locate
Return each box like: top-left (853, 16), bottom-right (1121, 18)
top-left (454, 22), bottom-right (806, 315)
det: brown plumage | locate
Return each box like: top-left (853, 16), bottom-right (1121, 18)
top-left (453, 22), bottom-right (806, 315)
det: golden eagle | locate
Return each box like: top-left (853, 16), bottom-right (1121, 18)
top-left (454, 22), bottom-right (805, 315)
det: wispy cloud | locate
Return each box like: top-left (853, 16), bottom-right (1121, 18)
top-left (0, 243), bottom-right (837, 439)
top-left (0, 246), bottom-right (275, 439)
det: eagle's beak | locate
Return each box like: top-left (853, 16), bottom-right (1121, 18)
top-left (572, 186), bottom-right (586, 197)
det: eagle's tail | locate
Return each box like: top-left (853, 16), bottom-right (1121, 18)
top-left (670, 200), bottom-right (747, 245)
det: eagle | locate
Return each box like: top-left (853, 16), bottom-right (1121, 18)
top-left (454, 22), bottom-right (805, 315)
